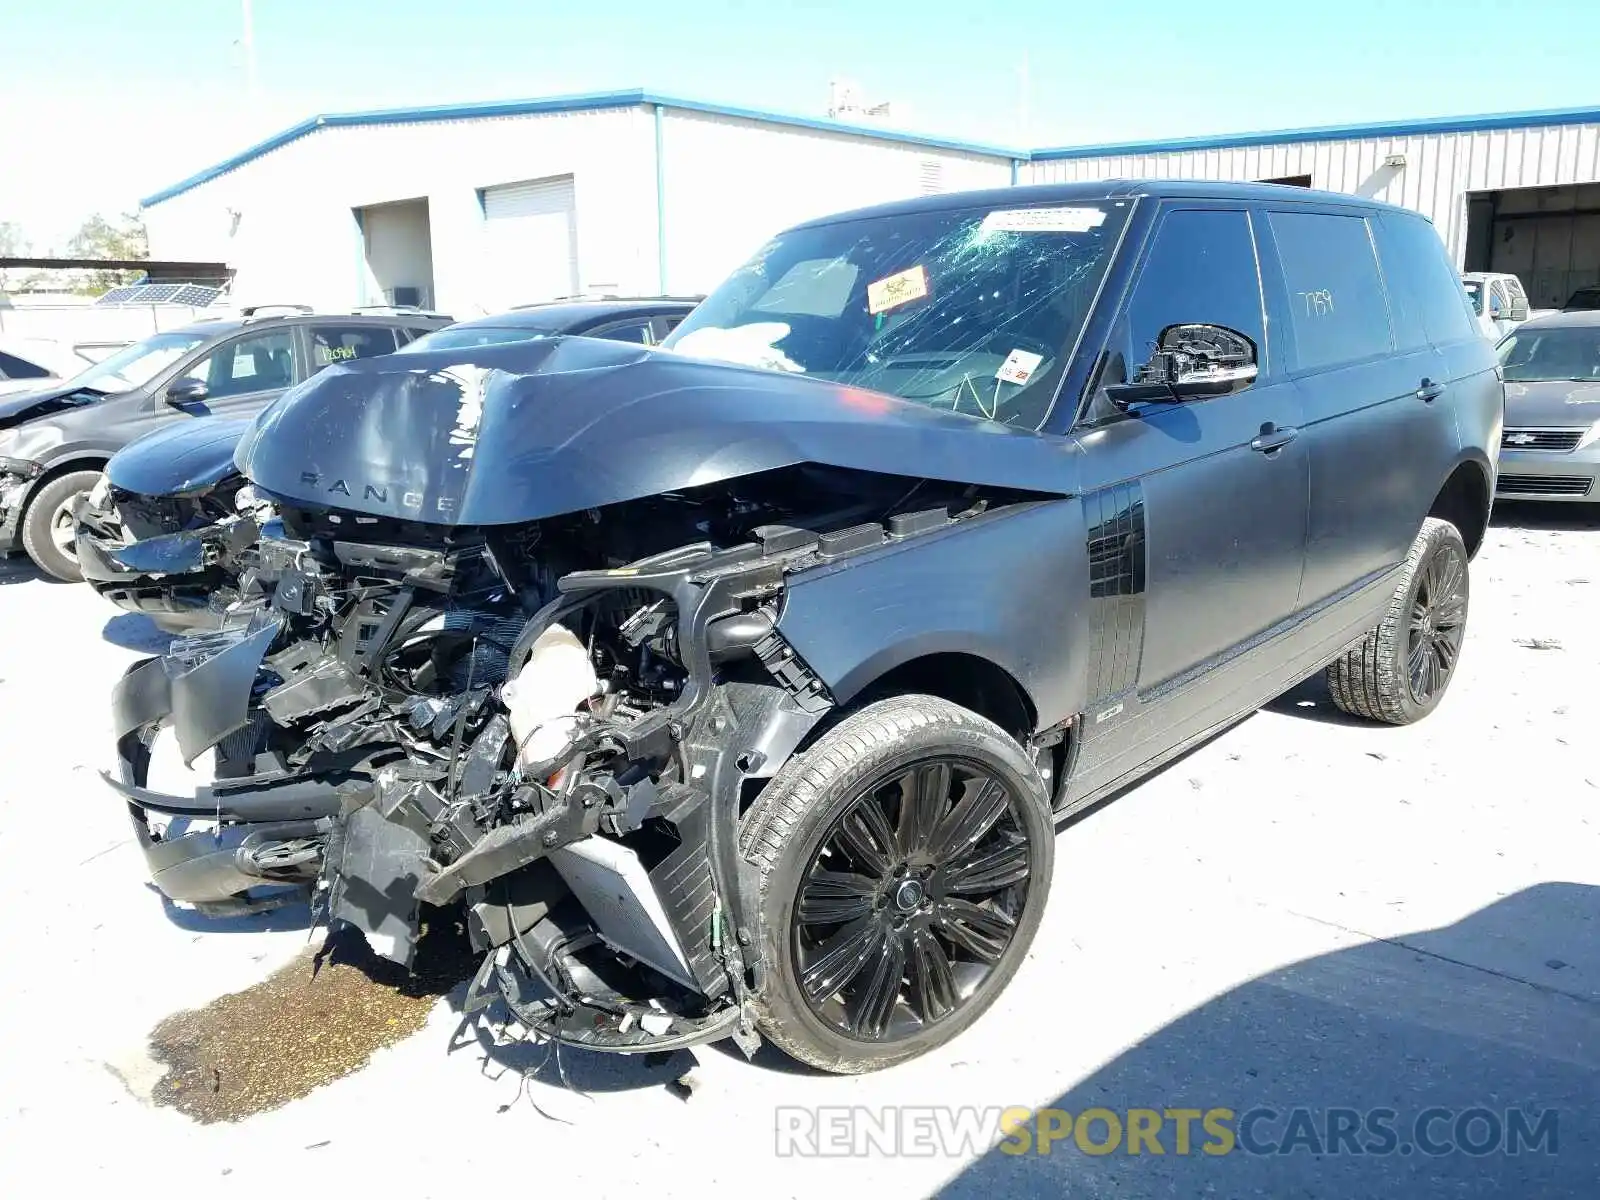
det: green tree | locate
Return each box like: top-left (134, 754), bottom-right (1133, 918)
top-left (0, 221), bottom-right (28, 291)
top-left (65, 212), bottom-right (149, 294)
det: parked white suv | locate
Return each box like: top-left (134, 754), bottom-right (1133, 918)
top-left (1461, 271), bottom-right (1531, 339)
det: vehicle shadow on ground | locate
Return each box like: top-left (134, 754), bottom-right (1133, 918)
top-left (102, 612), bottom-right (176, 654)
top-left (937, 883), bottom-right (1599, 1199)
top-left (438, 966), bottom-right (700, 1100)
top-left (1260, 672), bottom-right (1377, 727)
top-left (1491, 500), bottom-right (1600, 532)
top-left (0, 556), bottom-right (44, 586)
top-left (444, 998), bottom-right (698, 1099)
top-left (148, 886), bottom-right (317, 934)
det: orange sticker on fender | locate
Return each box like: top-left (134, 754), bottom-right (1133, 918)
top-left (867, 265), bottom-right (930, 315)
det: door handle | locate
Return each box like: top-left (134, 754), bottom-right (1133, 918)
top-left (1416, 378), bottom-right (1446, 402)
top-left (1250, 424), bottom-right (1300, 454)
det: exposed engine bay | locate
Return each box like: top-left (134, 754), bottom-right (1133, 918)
top-left (107, 462), bottom-right (1027, 1054)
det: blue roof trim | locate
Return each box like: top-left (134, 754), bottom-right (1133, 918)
top-left (139, 88), bottom-right (1022, 207)
top-left (1031, 103), bottom-right (1600, 161)
top-left (142, 93), bottom-right (1600, 208)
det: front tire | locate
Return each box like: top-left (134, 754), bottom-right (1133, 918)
top-left (1326, 517), bottom-right (1469, 725)
top-left (21, 469), bottom-right (102, 583)
top-left (739, 694), bottom-right (1055, 1073)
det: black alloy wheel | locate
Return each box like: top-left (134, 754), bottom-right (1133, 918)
top-left (792, 756), bottom-right (1035, 1043)
top-left (1406, 537), bottom-right (1467, 705)
top-left (1326, 517), bottom-right (1472, 725)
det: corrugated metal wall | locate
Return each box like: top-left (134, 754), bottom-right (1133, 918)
top-left (1026, 121), bottom-right (1600, 265)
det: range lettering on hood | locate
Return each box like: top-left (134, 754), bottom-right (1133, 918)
top-left (296, 471), bottom-right (459, 514)
top-left (233, 334), bottom-right (1078, 527)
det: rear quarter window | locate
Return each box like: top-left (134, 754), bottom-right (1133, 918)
top-left (1380, 214), bottom-right (1479, 345)
top-left (1267, 210), bottom-right (1394, 370)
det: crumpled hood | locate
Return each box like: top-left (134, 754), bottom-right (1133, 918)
top-left (1504, 379), bottom-right (1600, 427)
top-left (109, 416), bottom-right (253, 497)
top-left (235, 335), bottom-right (1079, 526)
top-left (0, 382), bottom-right (108, 432)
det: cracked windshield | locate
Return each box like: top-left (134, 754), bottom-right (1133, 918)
top-left (662, 200), bottom-right (1131, 427)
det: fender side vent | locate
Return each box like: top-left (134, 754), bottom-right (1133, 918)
top-left (888, 506), bottom-right (952, 538)
top-left (816, 522), bottom-right (886, 560)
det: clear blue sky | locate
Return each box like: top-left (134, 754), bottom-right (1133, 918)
top-left (3, 0), bottom-right (1597, 248)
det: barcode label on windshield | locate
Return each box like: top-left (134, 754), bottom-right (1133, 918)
top-left (981, 207), bottom-right (1107, 234)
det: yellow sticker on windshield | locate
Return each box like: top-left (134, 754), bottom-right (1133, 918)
top-left (866, 265), bottom-right (930, 315)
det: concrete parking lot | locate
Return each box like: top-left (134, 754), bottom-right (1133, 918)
top-left (0, 503), bottom-right (1596, 1198)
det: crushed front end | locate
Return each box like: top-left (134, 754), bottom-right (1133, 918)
top-left (102, 472), bottom-right (986, 1053)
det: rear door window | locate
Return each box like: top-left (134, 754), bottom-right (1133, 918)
top-left (587, 317), bottom-right (658, 344)
top-left (309, 324), bottom-right (400, 371)
top-left (1267, 211), bottom-right (1393, 371)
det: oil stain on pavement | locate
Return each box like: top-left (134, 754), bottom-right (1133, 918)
top-left (146, 915), bottom-right (474, 1123)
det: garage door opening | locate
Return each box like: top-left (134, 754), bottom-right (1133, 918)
top-left (357, 198), bottom-right (436, 310)
top-left (1464, 184), bottom-right (1600, 310)
top-left (478, 174), bottom-right (579, 312)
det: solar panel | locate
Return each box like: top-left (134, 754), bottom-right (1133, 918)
top-left (171, 283), bottom-right (222, 306)
top-left (93, 281), bottom-right (224, 306)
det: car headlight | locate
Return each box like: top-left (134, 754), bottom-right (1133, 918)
top-left (86, 472), bottom-right (113, 510)
top-left (1578, 420), bottom-right (1600, 451)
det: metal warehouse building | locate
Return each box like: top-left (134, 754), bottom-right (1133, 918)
top-left (143, 93), bottom-right (1600, 314)
top-left (1024, 104), bottom-right (1600, 310)
top-left (139, 89), bottom-right (1017, 316)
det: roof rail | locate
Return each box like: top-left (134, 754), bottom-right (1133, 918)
top-left (351, 304), bottom-right (454, 321)
top-left (239, 303), bottom-right (314, 317)
top-left (510, 293), bottom-right (704, 309)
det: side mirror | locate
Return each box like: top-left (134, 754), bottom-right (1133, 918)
top-left (1509, 298), bottom-right (1530, 321)
top-left (165, 377), bottom-right (209, 407)
top-left (1106, 324), bottom-right (1259, 409)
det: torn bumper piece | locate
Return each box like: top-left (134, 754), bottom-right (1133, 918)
top-left (74, 496), bottom-right (255, 632)
top-left (103, 615), bottom-right (351, 914)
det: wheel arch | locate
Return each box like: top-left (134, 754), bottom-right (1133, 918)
top-left (15, 454), bottom-right (109, 519)
top-left (798, 645), bottom-right (1040, 751)
top-left (1428, 455), bottom-right (1492, 559)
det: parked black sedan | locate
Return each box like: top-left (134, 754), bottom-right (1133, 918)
top-left (74, 297), bottom-right (700, 631)
top-left (1, 309), bottom-right (452, 581)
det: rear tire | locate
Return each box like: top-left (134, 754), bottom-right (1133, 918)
top-left (1326, 517), bottom-right (1469, 725)
top-left (21, 469), bottom-right (102, 583)
top-left (739, 694), bottom-right (1054, 1073)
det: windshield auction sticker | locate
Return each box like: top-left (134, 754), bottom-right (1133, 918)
top-left (981, 207), bottom-right (1108, 234)
top-left (996, 348), bottom-right (1045, 386)
top-left (867, 264), bottom-right (930, 315)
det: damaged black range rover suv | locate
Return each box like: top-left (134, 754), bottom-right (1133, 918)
top-left (104, 183), bottom-right (1499, 1073)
